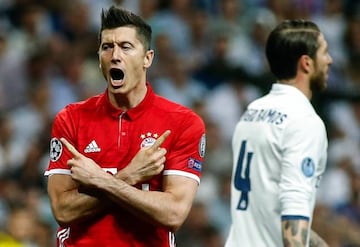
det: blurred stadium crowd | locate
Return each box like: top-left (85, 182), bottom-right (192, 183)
top-left (0, 0), bottom-right (360, 246)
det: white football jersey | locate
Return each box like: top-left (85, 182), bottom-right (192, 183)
top-left (225, 83), bottom-right (327, 247)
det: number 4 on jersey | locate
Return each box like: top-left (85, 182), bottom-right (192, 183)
top-left (234, 140), bottom-right (253, 210)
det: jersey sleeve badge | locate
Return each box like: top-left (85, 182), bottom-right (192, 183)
top-left (301, 157), bottom-right (315, 177)
top-left (199, 134), bottom-right (206, 158)
top-left (50, 137), bottom-right (63, 162)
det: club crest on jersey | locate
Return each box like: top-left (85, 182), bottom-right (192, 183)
top-left (140, 132), bottom-right (159, 148)
top-left (50, 137), bottom-right (62, 162)
top-left (301, 157), bottom-right (315, 177)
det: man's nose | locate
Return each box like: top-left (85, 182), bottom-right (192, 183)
top-left (111, 45), bottom-right (122, 62)
top-left (328, 54), bottom-right (333, 65)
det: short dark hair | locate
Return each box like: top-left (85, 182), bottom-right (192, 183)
top-left (265, 19), bottom-right (321, 80)
top-left (99, 6), bottom-right (152, 51)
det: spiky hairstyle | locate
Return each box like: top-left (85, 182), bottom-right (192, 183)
top-left (99, 6), bottom-right (152, 51)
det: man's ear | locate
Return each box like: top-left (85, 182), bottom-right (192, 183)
top-left (299, 55), bottom-right (314, 74)
top-left (144, 50), bottom-right (154, 68)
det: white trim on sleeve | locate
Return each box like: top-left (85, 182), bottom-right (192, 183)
top-left (44, 169), bottom-right (71, 177)
top-left (163, 170), bottom-right (200, 184)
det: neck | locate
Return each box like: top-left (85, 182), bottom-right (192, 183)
top-left (109, 83), bottom-right (148, 111)
top-left (279, 78), bottom-right (312, 100)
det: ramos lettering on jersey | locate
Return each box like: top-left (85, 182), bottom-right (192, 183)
top-left (241, 108), bottom-right (287, 125)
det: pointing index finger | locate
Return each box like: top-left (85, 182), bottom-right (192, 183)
top-left (151, 130), bottom-right (171, 150)
top-left (60, 137), bottom-right (81, 158)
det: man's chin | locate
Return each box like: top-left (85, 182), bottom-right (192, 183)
top-left (110, 79), bottom-right (124, 88)
top-left (108, 85), bottom-right (126, 95)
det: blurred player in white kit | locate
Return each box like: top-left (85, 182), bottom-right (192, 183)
top-left (225, 19), bottom-right (332, 247)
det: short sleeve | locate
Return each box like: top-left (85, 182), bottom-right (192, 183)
top-left (279, 115), bottom-right (327, 218)
top-left (44, 106), bottom-right (77, 176)
top-left (163, 112), bottom-right (206, 184)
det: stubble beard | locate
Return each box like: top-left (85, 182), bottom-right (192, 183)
top-left (310, 69), bottom-right (327, 93)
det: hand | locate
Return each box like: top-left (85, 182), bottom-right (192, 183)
top-left (116, 130), bottom-right (171, 185)
top-left (61, 138), bottom-right (111, 187)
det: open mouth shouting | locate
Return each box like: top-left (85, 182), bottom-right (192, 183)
top-left (110, 68), bottom-right (125, 88)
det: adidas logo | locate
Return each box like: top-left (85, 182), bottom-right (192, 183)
top-left (84, 140), bottom-right (101, 153)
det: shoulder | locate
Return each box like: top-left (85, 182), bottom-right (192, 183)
top-left (285, 113), bottom-right (327, 145)
top-left (58, 93), bottom-right (103, 113)
top-left (54, 93), bottom-right (104, 121)
top-left (287, 104), bottom-right (325, 130)
top-left (153, 94), bottom-right (204, 124)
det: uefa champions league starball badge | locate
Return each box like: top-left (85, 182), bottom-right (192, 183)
top-left (50, 137), bottom-right (63, 162)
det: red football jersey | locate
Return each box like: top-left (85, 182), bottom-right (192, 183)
top-left (45, 84), bottom-right (206, 247)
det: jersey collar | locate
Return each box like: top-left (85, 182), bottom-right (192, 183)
top-left (126, 83), bottom-right (155, 120)
top-left (102, 83), bottom-right (155, 120)
top-left (271, 83), bottom-right (315, 112)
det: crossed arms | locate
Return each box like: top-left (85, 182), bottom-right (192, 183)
top-left (47, 130), bottom-right (198, 232)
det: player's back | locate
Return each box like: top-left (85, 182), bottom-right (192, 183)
top-left (225, 84), bottom-right (324, 247)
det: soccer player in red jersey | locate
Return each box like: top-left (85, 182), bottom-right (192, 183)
top-left (45, 6), bottom-right (206, 247)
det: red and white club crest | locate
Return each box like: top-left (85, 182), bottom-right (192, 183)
top-left (140, 132), bottom-right (159, 148)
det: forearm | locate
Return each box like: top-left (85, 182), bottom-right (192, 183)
top-left (115, 167), bottom-right (141, 185)
top-left (108, 183), bottom-right (181, 231)
top-left (309, 230), bottom-right (328, 247)
top-left (282, 219), bottom-right (309, 247)
top-left (93, 173), bottom-right (197, 232)
top-left (53, 162), bottom-right (144, 223)
top-left (48, 175), bottom-right (108, 226)
top-left (53, 189), bottom-right (105, 225)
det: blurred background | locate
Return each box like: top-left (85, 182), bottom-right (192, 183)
top-left (0, 0), bottom-right (359, 246)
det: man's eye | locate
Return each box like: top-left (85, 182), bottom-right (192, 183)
top-left (102, 45), bottom-right (111, 50)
